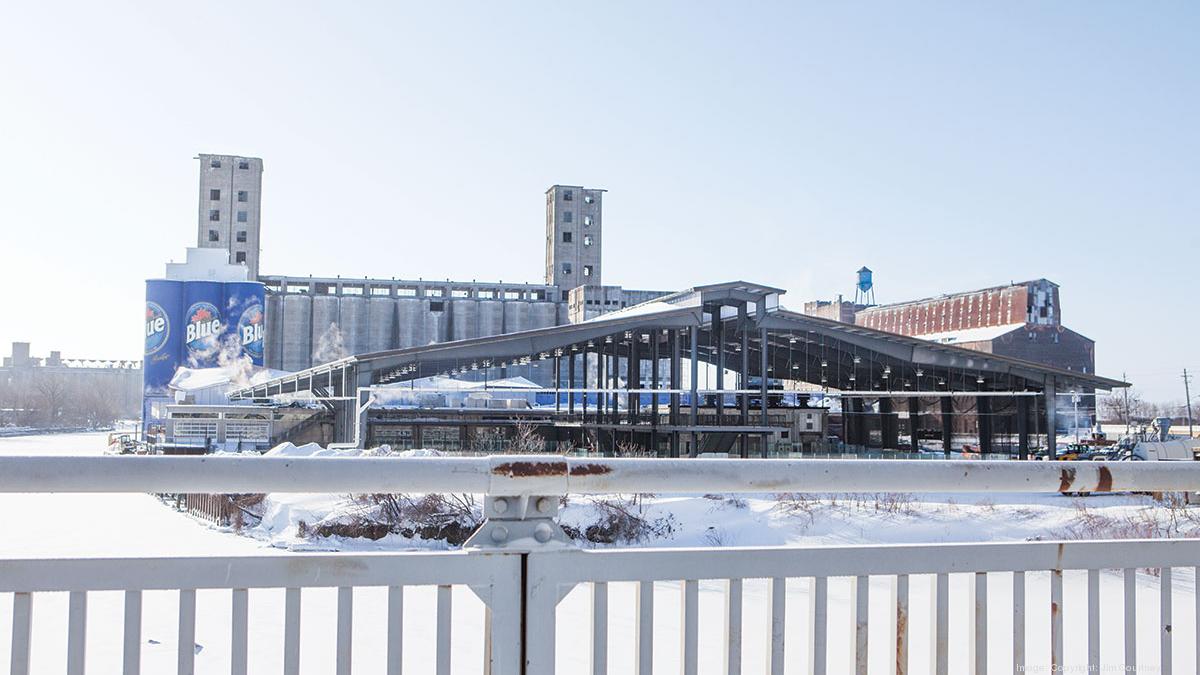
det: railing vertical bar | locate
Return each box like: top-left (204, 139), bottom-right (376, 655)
top-left (67, 590), bottom-right (87, 675)
top-left (895, 575), bottom-right (908, 675)
top-left (1160, 567), bottom-right (1172, 675)
top-left (284, 587), bottom-right (301, 675)
top-left (178, 589), bottom-right (197, 675)
top-left (974, 572), bottom-right (987, 675)
top-left (724, 578), bottom-right (742, 675)
top-left (10, 592), bottom-right (33, 675)
top-left (387, 586), bottom-right (403, 675)
top-left (231, 588), bottom-right (248, 675)
top-left (1087, 569), bottom-right (1100, 672)
top-left (1050, 570), bottom-right (1063, 673)
top-left (767, 577), bottom-right (784, 675)
top-left (1118, 564), bottom-right (1137, 667)
top-left (436, 585), bottom-right (453, 675)
top-left (337, 587), bottom-right (354, 675)
top-left (681, 579), bottom-right (699, 675)
top-left (590, 581), bottom-right (608, 675)
top-left (813, 577), bottom-right (828, 675)
top-left (1124, 568), bottom-right (1137, 674)
top-left (1195, 566), bottom-right (1199, 675)
top-left (935, 573), bottom-right (948, 675)
top-left (1013, 571), bottom-right (1025, 675)
top-left (636, 581), bottom-right (654, 675)
top-left (123, 590), bottom-right (142, 675)
top-left (855, 576), bottom-right (869, 675)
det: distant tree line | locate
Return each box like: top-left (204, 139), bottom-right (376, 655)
top-left (0, 369), bottom-right (138, 429)
top-left (1099, 388), bottom-right (1193, 427)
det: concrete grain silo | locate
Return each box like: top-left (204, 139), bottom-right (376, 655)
top-left (281, 294), bottom-right (313, 372)
top-left (367, 296), bottom-right (395, 353)
top-left (478, 300), bottom-right (505, 338)
top-left (338, 295), bottom-right (369, 356)
top-left (265, 292), bottom-right (284, 370)
top-left (396, 297), bottom-right (428, 348)
top-left (503, 301), bottom-right (530, 334)
top-left (530, 301), bottom-right (558, 330)
top-left (449, 299), bottom-right (479, 341)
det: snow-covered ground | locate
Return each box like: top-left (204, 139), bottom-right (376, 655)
top-left (0, 432), bottom-right (1196, 673)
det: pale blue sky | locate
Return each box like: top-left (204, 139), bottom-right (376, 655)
top-left (0, 2), bottom-right (1196, 401)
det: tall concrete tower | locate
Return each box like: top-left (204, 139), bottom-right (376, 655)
top-left (196, 154), bottom-right (263, 279)
top-left (544, 185), bottom-right (604, 298)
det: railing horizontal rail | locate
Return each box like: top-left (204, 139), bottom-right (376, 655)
top-left (523, 539), bottom-right (1200, 582)
top-left (1, 454), bottom-right (1197, 494)
top-left (0, 551), bottom-right (516, 593)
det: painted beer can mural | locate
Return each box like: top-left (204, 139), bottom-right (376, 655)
top-left (223, 281), bottom-right (266, 367)
top-left (142, 278), bottom-right (266, 434)
top-left (182, 281), bottom-right (225, 368)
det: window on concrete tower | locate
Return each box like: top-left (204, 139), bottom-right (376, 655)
top-left (235, 251), bottom-right (247, 263)
top-left (562, 263), bottom-right (572, 275)
top-left (209, 209), bottom-right (220, 221)
top-left (584, 195), bottom-right (594, 204)
top-left (583, 265), bottom-right (593, 277)
top-left (583, 215), bottom-right (593, 226)
top-left (563, 211), bottom-right (573, 223)
top-left (583, 235), bottom-right (593, 246)
top-left (208, 230), bottom-right (219, 242)
top-left (236, 230), bottom-right (247, 243)
top-left (237, 211), bottom-right (248, 223)
top-left (563, 190), bottom-right (573, 201)
top-left (238, 160), bottom-right (250, 170)
top-left (237, 191), bottom-right (248, 202)
top-left (210, 159), bottom-right (221, 168)
top-left (210, 189), bottom-right (220, 200)
top-left (562, 232), bottom-right (572, 243)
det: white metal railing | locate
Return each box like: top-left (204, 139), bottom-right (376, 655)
top-left (525, 540), bottom-right (1200, 675)
top-left (2, 455), bottom-right (1199, 675)
top-left (3, 552), bottom-right (520, 675)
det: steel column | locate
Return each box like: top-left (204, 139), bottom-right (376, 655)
top-left (670, 330), bottom-right (681, 458)
top-left (1018, 395), bottom-right (1030, 460)
top-left (941, 396), bottom-right (954, 456)
top-left (760, 327), bottom-right (769, 458)
top-left (880, 398), bottom-right (898, 450)
top-left (689, 325), bottom-right (699, 457)
top-left (908, 396), bottom-right (921, 453)
top-left (568, 351), bottom-right (576, 416)
top-left (1045, 379), bottom-right (1058, 460)
top-left (977, 396), bottom-right (993, 455)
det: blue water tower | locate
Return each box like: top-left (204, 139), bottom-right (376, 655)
top-left (854, 267), bottom-right (875, 305)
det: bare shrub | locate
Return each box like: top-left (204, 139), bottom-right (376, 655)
top-left (615, 440), bottom-right (654, 458)
top-left (327, 492), bottom-right (484, 545)
top-left (704, 526), bottom-right (731, 547)
top-left (562, 495), bottom-right (676, 545)
top-left (774, 492), bottom-right (823, 525)
top-left (872, 492), bottom-right (917, 516)
top-left (510, 421), bottom-right (544, 454)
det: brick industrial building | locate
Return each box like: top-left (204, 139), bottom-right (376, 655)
top-left (805, 278), bottom-right (1098, 431)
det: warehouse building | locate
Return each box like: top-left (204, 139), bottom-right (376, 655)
top-left (231, 281), bottom-right (1124, 458)
top-left (805, 277), bottom-right (1098, 430)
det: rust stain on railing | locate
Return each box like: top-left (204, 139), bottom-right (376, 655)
top-left (1096, 466), bottom-right (1113, 493)
top-left (895, 603), bottom-right (907, 675)
top-left (568, 463), bottom-right (613, 476)
top-left (491, 461), bottom-right (568, 478)
top-left (1058, 468), bottom-right (1076, 494)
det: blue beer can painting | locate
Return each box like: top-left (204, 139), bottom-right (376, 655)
top-left (183, 281), bottom-right (225, 368)
top-left (223, 281), bottom-right (266, 366)
top-left (143, 279), bottom-right (184, 395)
